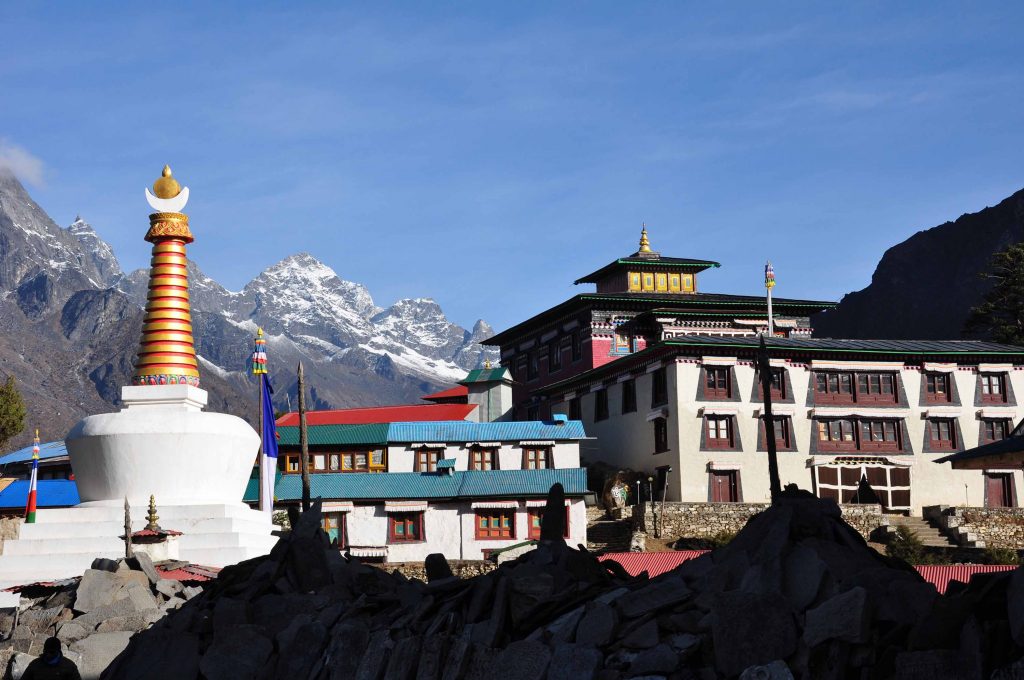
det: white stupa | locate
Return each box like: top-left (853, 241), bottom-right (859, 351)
top-left (0, 167), bottom-right (276, 588)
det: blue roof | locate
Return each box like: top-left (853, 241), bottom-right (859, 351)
top-left (0, 480), bottom-right (80, 509)
top-left (243, 468), bottom-right (587, 503)
top-left (386, 420), bottom-right (586, 443)
top-left (0, 441), bottom-right (68, 466)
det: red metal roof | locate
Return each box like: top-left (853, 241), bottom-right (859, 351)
top-left (421, 385), bottom-right (469, 402)
top-left (600, 552), bottom-right (1019, 595)
top-left (276, 403), bottom-right (477, 426)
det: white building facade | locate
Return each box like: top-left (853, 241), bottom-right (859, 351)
top-left (542, 336), bottom-right (1024, 515)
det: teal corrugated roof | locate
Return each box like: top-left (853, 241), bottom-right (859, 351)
top-left (277, 423), bottom-right (389, 447)
top-left (460, 367), bottom-right (511, 384)
top-left (387, 420), bottom-right (586, 443)
top-left (243, 468), bottom-right (587, 503)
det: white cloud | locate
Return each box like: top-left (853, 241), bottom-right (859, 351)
top-left (0, 140), bottom-right (45, 186)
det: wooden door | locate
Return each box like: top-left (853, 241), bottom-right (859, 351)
top-left (711, 470), bottom-right (739, 502)
top-left (986, 473), bottom-right (1010, 508)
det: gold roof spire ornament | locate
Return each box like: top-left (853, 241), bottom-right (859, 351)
top-left (484, 359), bottom-right (492, 370)
top-left (152, 165), bottom-right (182, 199)
top-left (638, 223), bottom-right (652, 253)
top-left (146, 494), bottom-right (161, 532)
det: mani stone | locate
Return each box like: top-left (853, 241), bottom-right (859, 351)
top-left (547, 644), bottom-right (603, 680)
top-left (617, 577), bottom-right (692, 619)
top-left (711, 591), bottom-right (799, 678)
top-left (629, 643), bottom-right (679, 675)
top-left (74, 570), bottom-right (125, 613)
top-left (803, 587), bottom-right (869, 648)
top-left (622, 619), bottom-right (660, 649)
top-left (70, 631), bottom-right (134, 680)
top-left (575, 602), bottom-right (617, 647)
top-left (108, 629), bottom-right (200, 680)
top-left (493, 640), bottom-right (551, 680)
top-left (739, 660), bottom-right (796, 680)
top-left (199, 625), bottom-right (273, 680)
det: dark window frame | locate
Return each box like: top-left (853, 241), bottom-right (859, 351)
top-left (415, 448), bottom-right (441, 472)
top-left (705, 415), bottom-right (734, 449)
top-left (651, 367), bottom-right (668, 407)
top-left (980, 373), bottom-right (1008, 404)
top-left (622, 379), bottom-right (637, 414)
top-left (924, 372), bottom-right (952, 404)
top-left (704, 366), bottom-right (732, 400)
top-left (928, 418), bottom-right (957, 451)
top-left (654, 417), bottom-right (669, 453)
top-left (388, 512), bottom-right (425, 543)
top-left (548, 339), bottom-right (562, 372)
top-left (527, 506), bottom-right (570, 539)
top-left (469, 447), bottom-right (498, 471)
top-left (571, 330), bottom-right (582, 363)
top-left (568, 397), bottom-right (581, 421)
top-left (981, 418), bottom-right (1012, 444)
top-left (594, 388), bottom-right (609, 422)
top-left (475, 509), bottom-right (515, 540)
top-left (522, 447), bottom-right (551, 470)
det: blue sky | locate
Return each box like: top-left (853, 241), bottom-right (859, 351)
top-left (2, 3), bottom-right (1023, 331)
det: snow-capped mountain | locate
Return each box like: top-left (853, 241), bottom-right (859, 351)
top-left (0, 170), bottom-right (495, 446)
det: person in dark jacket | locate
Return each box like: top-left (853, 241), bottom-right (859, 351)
top-left (21, 637), bottom-right (81, 680)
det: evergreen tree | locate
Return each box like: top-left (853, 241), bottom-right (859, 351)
top-left (0, 376), bottom-right (27, 452)
top-left (964, 243), bottom-right (1024, 345)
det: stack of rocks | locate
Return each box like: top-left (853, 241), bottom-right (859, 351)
top-left (0, 553), bottom-right (205, 679)
top-left (97, 487), bottom-right (1024, 679)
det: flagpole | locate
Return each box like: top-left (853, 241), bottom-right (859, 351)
top-left (258, 371), bottom-right (264, 512)
top-left (25, 428), bottom-right (39, 524)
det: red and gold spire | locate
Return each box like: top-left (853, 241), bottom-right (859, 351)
top-left (131, 166), bottom-right (201, 387)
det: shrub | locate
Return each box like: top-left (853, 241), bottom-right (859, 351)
top-left (886, 525), bottom-right (929, 565)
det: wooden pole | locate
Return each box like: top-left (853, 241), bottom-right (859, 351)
top-left (298, 362), bottom-right (311, 512)
top-left (123, 497), bottom-right (133, 559)
top-left (257, 372), bottom-right (264, 512)
top-left (758, 336), bottom-right (782, 502)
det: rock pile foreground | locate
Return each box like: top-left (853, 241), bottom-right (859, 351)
top-left (94, 488), bottom-right (1023, 679)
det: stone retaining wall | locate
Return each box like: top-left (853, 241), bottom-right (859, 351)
top-left (923, 505), bottom-right (1024, 549)
top-left (377, 560), bottom-right (496, 581)
top-left (635, 502), bottom-right (886, 541)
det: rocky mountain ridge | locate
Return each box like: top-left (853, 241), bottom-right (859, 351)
top-left (0, 170), bottom-right (494, 447)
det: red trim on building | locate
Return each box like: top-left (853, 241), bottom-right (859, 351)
top-left (276, 403), bottom-right (477, 426)
top-left (422, 385), bottom-right (469, 402)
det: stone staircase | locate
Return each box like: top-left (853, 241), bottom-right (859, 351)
top-left (586, 506), bottom-right (632, 554)
top-left (889, 514), bottom-right (959, 548)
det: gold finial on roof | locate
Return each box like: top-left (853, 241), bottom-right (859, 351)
top-left (638, 223), bottom-right (652, 253)
top-left (484, 359), bottom-right (492, 369)
top-left (152, 165), bottom-right (182, 199)
top-left (146, 494), bottom-right (161, 532)
top-left (257, 327), bottom-right (264, 338)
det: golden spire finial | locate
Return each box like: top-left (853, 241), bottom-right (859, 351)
top-left (484, 359), bottom-right (492, 369)
top-left (638, 223), bottom-right (652, 253)
top-left (152, 165), bottom-right (182, 199)
top-left (257, 327), bottom-right (264, 338)
top-left (146, 494), bottom-right (161, 532)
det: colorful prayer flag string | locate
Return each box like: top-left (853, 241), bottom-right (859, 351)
top-left (765, 261), bottom-right (776, 290)
top-left (25, 428), bottom-right (39, 523)
top-left (251, 328), bottom-right (268, 375)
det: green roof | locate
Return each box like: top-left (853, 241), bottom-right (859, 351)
top-left (277, 423), bottom-right (389, 447)
top-left (460, 367), bottom-right (511, 384)
top-left (574, 256), bottom-right (722, 284)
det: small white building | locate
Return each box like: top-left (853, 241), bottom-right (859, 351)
top-left (249, 417), bottom-right (590, 562)
top-left (540, 336), bottom-right (1024, 515)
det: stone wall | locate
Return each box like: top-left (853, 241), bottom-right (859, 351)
top-left (376, 560), bottom-right (496, 581)
top-left (0, 517), bottom-right (20, 555)
top-left (924, 505), bottom-right (1024, 549)
top-left (635, 502), bottom-right (886, 542)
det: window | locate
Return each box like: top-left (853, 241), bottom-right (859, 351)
top-left (651, 367), bottom-right (668, 407)
top-left (328, 454), bottom-right (341, 472)
top-left (571, 331), bottom-right (582, 362)
top-left (654, 417), bottom-right (669, 453)
top-left (416, 448), bottom-right (440, 472)
top-left (594, 389), bottom-right (609, 421)
top-left (928, 419), bottom-right (956, 451)
top-left (326, 451), bottom-right (385, 473)
top-left (706, 416), bottom-right (734, 449)
top-left (389, 512), bottom-right (424, 542)
top-left (710, 470), bottom-right (740, 502)
top-left (523, 447), bottom-right (551, 469)
top-left (817, 418), bottom-right (901, 452)
top-left (476, 510), bottom-right (515, 539)
top-left (548, 340), bottom-right (562, 372)
top-left (569, 397), bottom-right (581, 421)
top-left (668, 274), bottom-right (681, 292)
top-left (704, 367), bottom-right (731, 399)
top-left (527, 404), bottom-right (540, 420)
top-left (816, 419), bottom-right (857, 451)
top-left (815, 463), bottom-right (911, 511)
top-left (757, 368), bottom-right (786, 400)
top-left (528, 507), bottom-right (571, 539)
top-left (982, 418), bottom-right (1011, 443)
top-left (980, 373), bottom-right (1007, 404)
top-left (527, 351), bottom-right (539, 380)
top-left (763, 416), bottom-right (792, 449)
top-left (470, 447), bottom-right (497, 471)
top-left (322, 512), bottom-right (346, 547)
top-left (312, 454), bottom-right (327, 471)
top-left (815, 372), bottom-right (854, 404)
top-left (284, 454), bottom-right (300, 473)
top-left (856, 373), bottom-right (897, 404)
top-left (614, 330), bottom-right (631, 354)
top-left (924, 373), bottom-right (952, 403)
top-left (655, 273), bottom-right (668, 292)
top-left (622, 379), bottom-right (637, 414)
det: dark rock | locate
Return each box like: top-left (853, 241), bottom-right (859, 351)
top-left (618, 577), bottom-right (691, 619)
top-left (70, 631), bottom-right (134, 680)
top-left (781, 545), bottom-right (825, 610)
top-left (711, 591), bottom-right (799, 678)
top-left (212, 597), bottom-right (248, 629)
top-left (74, 569), bottom-right (124, 613)
top-left (440, 638), bottom-right (472, 680)
top-left (276, 620), bottom-right (328, 679)
top-left (493, 640), bottom-right (551, 680)
top-left (385, 636), bottom-right (422, 680)
top-left (804, 587), bottom-right (869, 647)
top-left (548, 644), bottom-right (603, 680)
top-left (354, 633), bottom-right (393, 680)
top-left (104, 629), bottom-right (200, 680)
top-left (199, 625), bottom-right (273, 680)
top-left (463, 645), bottom-right (498, 680)
top-left (576, 602), bottom-right (617, 646)
top-left (739, 660), bottom-right (795, 680)
top-left (892, 650), bottom-right (962, 680)
top-left (622, 619), bottom-right (659, 649)
top-left (90, 558), bottom-right (119, 573)
top-left (414, 634), bottom-right (447, 680)
top-left (325, 623), bottom-right (370, 680)
top-left (1008, 567), bottom-right (1024, 647)
top-left (130, 552), bottom-right (162, 585)
top-left (629, 643), bottom-right (678, 675)
top-left (425, 554), bottom-right (454, 582)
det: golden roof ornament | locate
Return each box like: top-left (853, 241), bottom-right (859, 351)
top-left (152, 165), bottom-right (181, 199)
top-left (484, 359), bottom-right (492, 369)
top-left (145, 164), bottom-right (190, 214)
top-left (638, 223), bottom-right (652, 253)
top-left (146, 494), bottom-right (161, 532)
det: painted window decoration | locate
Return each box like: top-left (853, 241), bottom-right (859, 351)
top-left (704, 367), bottom-right (731, 399)
top-left (668, 274), bottom-right (681, 292)
top-left (389, 512), bottom-right (424, 543)
top-left (614, 332), bottom-right (631, 355)
top-left (528, 506), bottom-right (571, 539)
top-left (655, 273), bottom-right (668, 292)
top-left (548, 340), bottom-right (562, 371)
top-left (815, 462), bottom-right (911, 511)
top-left (654, 417), bottom-right (669, 453)
top-left (628, 272), bottom-right (642, 292)
top-left (571, 331), bottom-right (582, 362)
top-left (928, 419), bottom-right (957, 451)
top-left (284, 454), bottom-right (300, 473)
top-left (622, 379), bottom-right (637, 414)
top-left (706, 416), bottom-right (734, 449)
top-left (470, 447), bottom-right (498, 471)
top-left (527, 351), bottom-right (539, 380)
top-left (476, 510), bottom-right (515, 539)
top-left (643, 273), bottom-right (655, 291)
top-left (981, 418), bottom-right (1011, 444)
top-left (416, 448), bottom-right (441, 472)
top-left (816, 418), bottom-right (901, 453)
top-left (594, 388), bottom-right (609, 421)
top-left (283, 451), bottom-right (384, 474)
top-left (980, 373), bottom-right (1007, 404)
top-left (523, 446), bottom-right (551, 470)
top-left (682, 274), bottom-right (694, 292)
top-left (924, 373), bottom-right (952, 403)
top-left (322, 512), bottom-right (345, 548)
